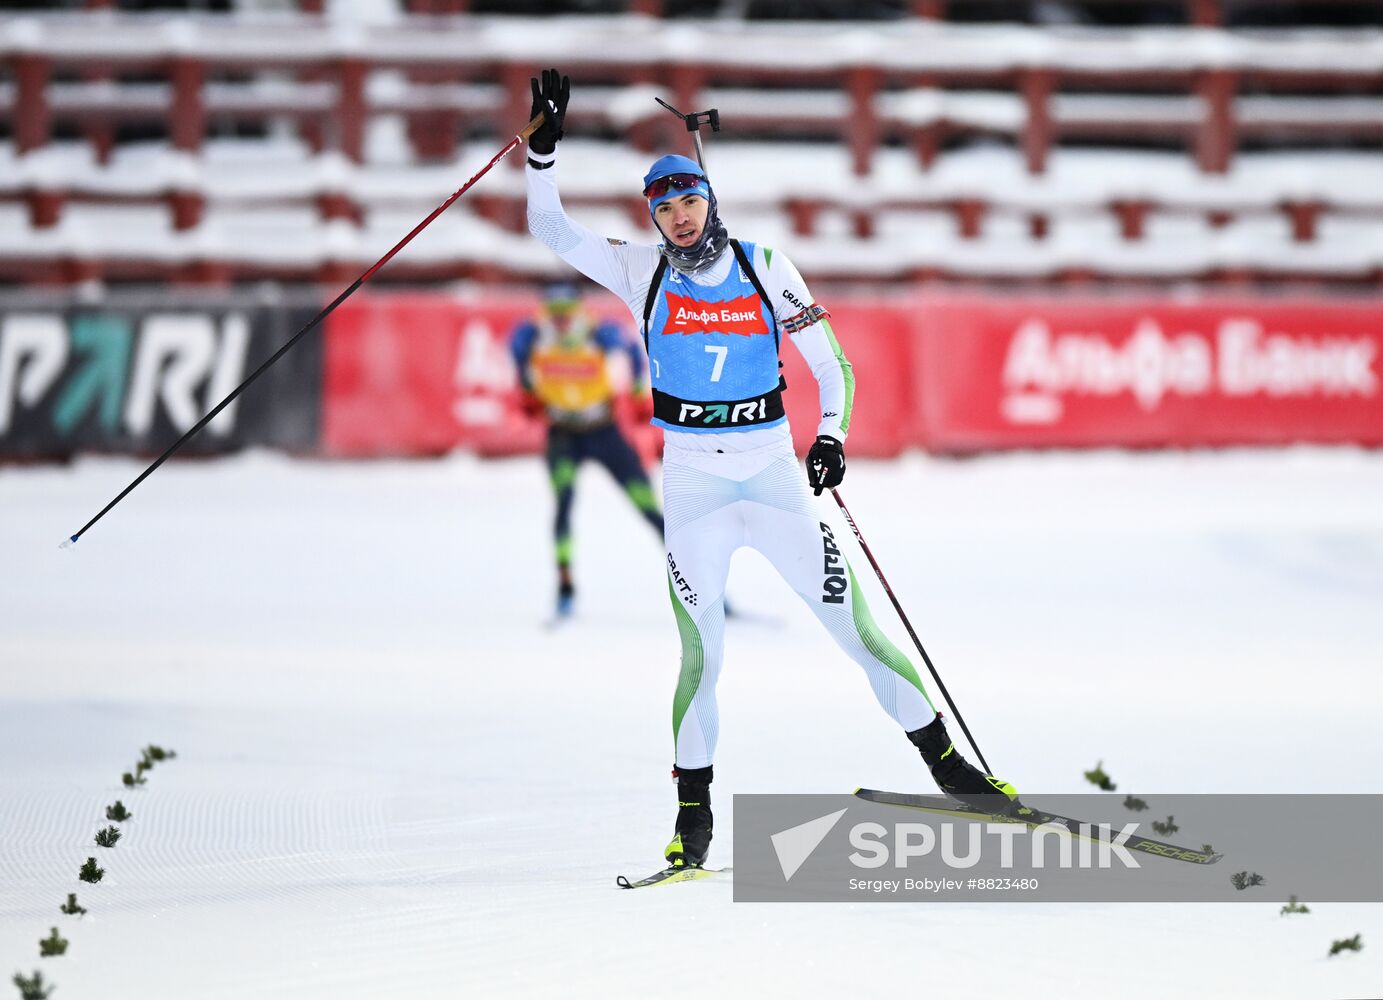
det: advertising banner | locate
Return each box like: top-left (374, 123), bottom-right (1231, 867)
top-left (780, 300), bottom-right (915, 457)
top-left (914, 297), bottom-right (1383, 451)
top-left (322, 293), bottom-right (542, 458)
top-left (4, 291), bottom-right (1379, 460)
top-left (322, 293), bottom-right (917, 459)
top-left (0, 300), bottom-right (322, 459)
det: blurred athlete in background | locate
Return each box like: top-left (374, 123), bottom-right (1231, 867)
top-left (510, 280), bottom-right (664, 619)
top-left (524, 69), bottom-right (1019, 874)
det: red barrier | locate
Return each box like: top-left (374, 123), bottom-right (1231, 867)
top-left (780, 301), bottom-right (915, 456)
top-left (914, 296), bottom-right (1383, 451)
top-left (322, 292), bottom-right (1383, 458)
top-left (323, 293), bottom-right (508, 457)
top-left (323, 292), bottom-right (916, 458)
top-left (324, 293), bottom-right (670, 459)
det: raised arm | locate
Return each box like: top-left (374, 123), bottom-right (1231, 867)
top-left (524, 69), bottom-right (660, 311)
top-left (526, 154), bottom-right (660, 306)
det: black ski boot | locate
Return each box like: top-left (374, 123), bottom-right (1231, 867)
top-left (664, 765), bottom-right (713, 869)
top-left (908, 714), bottom-right (1019, 814)
top-left (555, 567), bottom-right (575, 619)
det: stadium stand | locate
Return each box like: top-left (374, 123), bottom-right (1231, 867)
top-left (0, 3), bottom-right (1379, 287)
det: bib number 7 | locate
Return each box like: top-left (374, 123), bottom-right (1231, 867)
top-left (705, 344), bottom-right (728, 382)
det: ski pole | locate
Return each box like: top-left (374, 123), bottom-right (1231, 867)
top-left (654, 97), bottom-right (720, 174)
top-left (830, 487), bottom-right (993, 774)
top-left (60, 112), bottom-right (547, 549)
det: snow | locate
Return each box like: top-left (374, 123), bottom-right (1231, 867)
top-left (880, 88), bottom-right (1027, 131)
top-left (2, 447), bottom-right (1382, 998)
top-left (1053, 93), bottom-right (1203, 125)
top-left (1, 7), bottom-right (1381, 282)
top-left (7, 137), bottom-right (1381, 215)
top-left (703, 88), bottom-right (853, 121)
top-left (7, 137), bottom-right (1379, 279)
top-left (1238, 95), bottom-right (1383, 127)
top-left (5, 78), bottom-right (1378, 164)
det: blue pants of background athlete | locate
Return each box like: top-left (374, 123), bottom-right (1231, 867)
top-left (545, 422), bottom-right (664, 571)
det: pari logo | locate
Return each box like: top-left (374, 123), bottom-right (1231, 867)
top-left (677, 397), bottom-right (769, 426)
top-left (0, 311), bottom-right (251, 438)
top-left (1000, 315), bottom-right (1379, 425)
top-left (769, 810), bottom-right (1142, 882)
top-left (662, 292), bottom-right (769, 337)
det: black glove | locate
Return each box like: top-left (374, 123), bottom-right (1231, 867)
top-left (528, 68), bottom-right (570, 155)
top-left (806, 435), bottom-right (845, 496)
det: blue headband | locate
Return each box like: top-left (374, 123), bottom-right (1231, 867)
top-left (642, 153), bottom-right (729, 275)
top-left (643, 154), bottom-right (711, 213)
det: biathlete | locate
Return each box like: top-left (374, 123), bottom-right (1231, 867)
top-left (524, 69), bottom-right (1017, 871)
top-left (510, 280), bottom-right (664, 619)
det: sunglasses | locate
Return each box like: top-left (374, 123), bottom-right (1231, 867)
top-left (643, 173), bottom-right (704, 200)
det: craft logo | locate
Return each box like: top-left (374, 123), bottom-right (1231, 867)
top-left (1000, 315), bottom-right (1379, 425)
top-left (667, 553), bottom-right (698, 606)
top-left (662, 292), bottom-right (769, 337)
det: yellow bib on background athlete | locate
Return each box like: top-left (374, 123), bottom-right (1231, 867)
top-left (529, 315), bottom-right (614, 415)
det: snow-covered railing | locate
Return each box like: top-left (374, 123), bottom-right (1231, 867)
top-left (4, 13), bottom-right (1381, 172)
top-left (2, 74), bottom-right (1378, 176)
top-left (0, 203), bottom-right (1375, 284)
top-left (2, 12), bottom-right (1379, 286)
top-left (1, 142), bottom-right (1378, 286)
top-left (4, 139), bottom-right (1377, 222)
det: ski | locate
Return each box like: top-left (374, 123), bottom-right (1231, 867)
top-left (854, 789), bottom-right (1223, 866)
top-left (616, 865), bottom-right (731, 890)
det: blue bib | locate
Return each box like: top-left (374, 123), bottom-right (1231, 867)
top-left (644, 241), bottom-right (784, 434)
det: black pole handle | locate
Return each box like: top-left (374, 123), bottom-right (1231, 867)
top-left (654, 98), bottom-right (721, 134)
